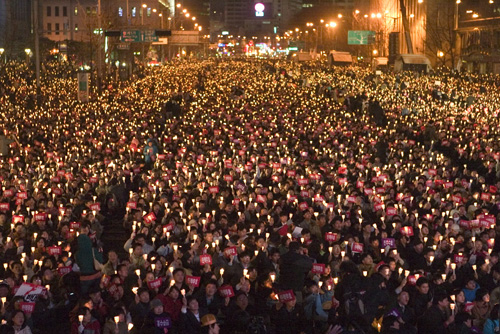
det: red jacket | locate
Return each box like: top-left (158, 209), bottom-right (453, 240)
top-left (155, 294), bottom-right (183, 322)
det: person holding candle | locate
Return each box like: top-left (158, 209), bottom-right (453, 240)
top-left (418, 292), bottom-right (454, 334)
top-left (101, 308), bottom-right (127, 334)
top-left (303, 279), bottom-right (334, 332)
top-left (271, 293), bottom-right (304, 334)
top-left (1, 310), bottom-right (32, 334)
top-left (128, 287), bottom-right (150, 330)
top-left (71, 307), bottom-right (100, 334)
top-left (179, 296), bottom-right (205, 334)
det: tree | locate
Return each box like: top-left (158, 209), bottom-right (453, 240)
top-left (425, 0), bottom-right (458, 68)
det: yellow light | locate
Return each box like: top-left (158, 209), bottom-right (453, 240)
top-left (142, 4), bottom-right (147, 8)
top-left (355, 10), bottom-right (360, 14)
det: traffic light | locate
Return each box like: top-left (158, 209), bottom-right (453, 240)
top-left (155, 30), bottom-right (172, 37)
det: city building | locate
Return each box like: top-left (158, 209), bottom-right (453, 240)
top-left (208, 0), bottom-right (303, 38)
top-left (0, 0), bottom-right (32, 58)
top-left (38, 0), bottom-right (170, 43)
top-left (456, 0), bottom-right (500, 74)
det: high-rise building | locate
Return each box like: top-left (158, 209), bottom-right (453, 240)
top-left (210, 0), bottom-right (303, 37)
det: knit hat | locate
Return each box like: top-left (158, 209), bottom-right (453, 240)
top-left (150, 299), bottom-right (163, 309)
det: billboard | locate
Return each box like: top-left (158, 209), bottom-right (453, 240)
top-left (348, 31), bottom-right (376, 45)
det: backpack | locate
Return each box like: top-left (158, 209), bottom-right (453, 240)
top-left (344, 290), bottom-right (366, 318)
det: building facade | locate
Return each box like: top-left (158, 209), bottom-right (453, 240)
top-left (39, 0), bottom-right (170, 43)
top-left (0, 0), bottom-right (32, 58)
top-left (456, 0), bottom-right (500, 74)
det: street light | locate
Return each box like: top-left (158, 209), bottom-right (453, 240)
top-left (0, 48), bottom-right (4, 64)
top-left (141, 4), bottom-right (147, 25)
top-left (24, 48), bottom-right (31, 65)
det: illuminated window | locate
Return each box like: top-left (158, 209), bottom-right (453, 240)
top-left (147, 8), bottom-right (151, 17)
top-left (132, 7), bottom-right (136, 17)
top-left (74, 7), bottom-right (78, 16)
top-left (118, 7), bottom-right (123, 17)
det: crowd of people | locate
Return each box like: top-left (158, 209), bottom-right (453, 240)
top-left (0, 58), bottom-right (499, 334)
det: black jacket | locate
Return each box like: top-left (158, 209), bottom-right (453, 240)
top-left (417, 305), bottom-right (448, 334)
top-left (279, 250), bottom-right (313, 291)
top-left (179, 310), bottom-right (206, 334)
top-left (271, 305), bottom-right (304, 334)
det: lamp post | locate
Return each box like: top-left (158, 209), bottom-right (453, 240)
top-left (141, 4), bottom-right (147, 62)
top-left (141, 4), bottom-right (147, 26)
top-left (24, 49), bottom-right (31, 65)
top-left (97, 0), bottom-right (102, 95)
top-left (329, 22), bottom-right (337, 50)
top-left (454, 0), bottom-right (461, 68)
top-left (371, 49), bottom-right (378, 68)
top-left (0, 48), bottom-right (4, 64)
